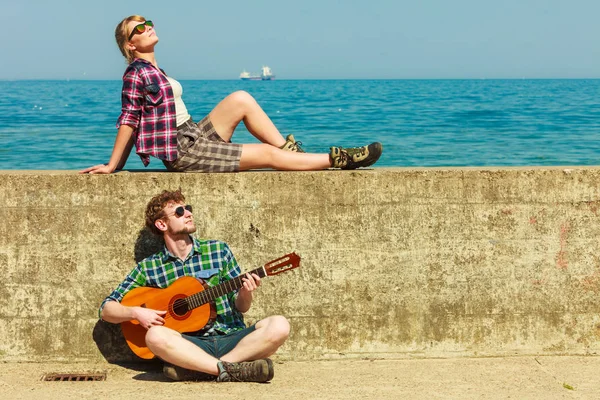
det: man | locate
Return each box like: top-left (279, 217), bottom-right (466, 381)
top-left (99, 189), bottom-right (290, 382)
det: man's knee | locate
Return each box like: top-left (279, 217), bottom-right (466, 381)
top-left (266, 315), bottom-right (290, 344)
top-left (145, 325), bottom-right (172, 351)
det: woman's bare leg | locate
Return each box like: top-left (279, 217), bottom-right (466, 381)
top-left (209, 91), bottom-right (287, 147)
top-left (240, 144), bottom-right (331, 171)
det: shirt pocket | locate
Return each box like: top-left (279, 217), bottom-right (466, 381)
top-left (194, 268), bottom-right (220, 280)
top-left (143, 84), bottom-right (163, 106)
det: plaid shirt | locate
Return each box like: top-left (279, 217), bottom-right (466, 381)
top-left (99, 237), bottom-right (246, 335)
top-left (116, 58), bottom-right (178, 167)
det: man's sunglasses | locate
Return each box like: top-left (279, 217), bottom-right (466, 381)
top-left (128, 20), bottom-right (154, 41)
top-left (164, 204), bottom-right (193, 218)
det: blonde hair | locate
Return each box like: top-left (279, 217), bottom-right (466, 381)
top-left (115, 15), bottom-right (146, 64)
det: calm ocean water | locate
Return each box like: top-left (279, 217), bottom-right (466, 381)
top-left (0, 79), bottom-right (599, 170)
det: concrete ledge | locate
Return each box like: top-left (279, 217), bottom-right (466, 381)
top-left (1, 167), bottom-right (600, 362)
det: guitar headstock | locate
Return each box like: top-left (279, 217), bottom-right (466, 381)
top-left (264, 252), bottom-right (301, 276)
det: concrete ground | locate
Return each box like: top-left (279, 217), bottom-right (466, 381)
top-left (1, 356), bottom-right (598, 399)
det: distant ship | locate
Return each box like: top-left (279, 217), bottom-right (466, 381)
top-left (260, 66), bottom-right (275, 80)
top-left (239, 70), bottom-right (261, 81)
top-left (239, 66), bottom-right (276, 81)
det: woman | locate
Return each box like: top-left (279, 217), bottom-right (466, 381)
top-left (81, 15), bottom-right (382, 174)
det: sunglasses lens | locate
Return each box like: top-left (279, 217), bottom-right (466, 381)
top-left (173, 205), bottom-right (192, 217)
top-left (129, 20), bottom-right (153, 40)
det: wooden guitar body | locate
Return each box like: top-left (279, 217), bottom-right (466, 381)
top-left (120, 276), bottom-right (216, 359)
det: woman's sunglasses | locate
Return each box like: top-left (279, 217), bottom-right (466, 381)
top-left (128, 20), bottom-right (154, 40)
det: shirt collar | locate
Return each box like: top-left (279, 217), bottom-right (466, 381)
top-left (160, 236), bottom-right (202, 262)
top-left (133, 57), bottom-right (152, 66)
top-left (132, 58), bottom-right (165, 75)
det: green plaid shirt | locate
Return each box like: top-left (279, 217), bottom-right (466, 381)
top-left (100, 237), bottom-right (246, 335)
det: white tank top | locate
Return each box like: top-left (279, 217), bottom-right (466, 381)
top-left (166, 76), bottom-right (191, 127)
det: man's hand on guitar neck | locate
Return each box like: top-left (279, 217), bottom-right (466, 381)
top-left (235, 273), bottom-right (261, 313)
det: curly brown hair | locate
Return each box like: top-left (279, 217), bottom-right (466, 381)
top-left (145, 189), bottom-right (186, 235)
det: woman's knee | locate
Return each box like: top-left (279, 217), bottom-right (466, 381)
top-left (241, 143), bottom-right (278, 167)
top-left (226, 90), bottom-right (257, 110)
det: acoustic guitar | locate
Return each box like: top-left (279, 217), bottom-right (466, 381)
top-left (120, 252), bottom-right (301, 359)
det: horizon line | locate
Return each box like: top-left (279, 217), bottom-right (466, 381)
top-left (2, 77), bottom-right (600, 82)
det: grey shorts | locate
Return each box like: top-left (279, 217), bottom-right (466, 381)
top-left (166, 116), bottom-right (243, 173)
top-left (181, 325), bottom-right (256, 358)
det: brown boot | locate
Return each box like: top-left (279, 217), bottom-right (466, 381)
top-left (330, 142), bottom-right (383, 169)
top-left (215, 359), bottom-right (274, 382)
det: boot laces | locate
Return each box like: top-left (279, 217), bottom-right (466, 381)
top-left (222, 361), bottom-right (256, 381)
top-left (335, 148), bottom-right (350, 167)
top-left (291, 140), bottom-right (304, 152)
top-left (223, 362), bottom-right (242, 381)
top-left (347, 145), bottom-right (367, 159)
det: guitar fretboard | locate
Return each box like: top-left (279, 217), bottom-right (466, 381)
top-left (184, 266), bottom-right (267, 310)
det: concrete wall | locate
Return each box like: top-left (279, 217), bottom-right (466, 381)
top-left (1, 168), bottom-right (600, 363)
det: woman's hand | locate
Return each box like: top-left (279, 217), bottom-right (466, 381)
top-left (80, 163), bottom-right (116, 174)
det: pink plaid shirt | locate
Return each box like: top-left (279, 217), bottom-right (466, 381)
top-left (116, 59), bottom-right (178, 166)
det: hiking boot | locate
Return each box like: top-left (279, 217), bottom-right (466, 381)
top-left (280, 134), bottom-right (305, 152)
top-left (163, 362), bottom-right (215, 382)
top-left (216, 359), bottom-right (274, 383)
top-left (330, 142), bottom-right (383, 169)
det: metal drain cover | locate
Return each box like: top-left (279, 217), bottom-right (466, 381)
top-left (41, 372), bottom-right (107, 382)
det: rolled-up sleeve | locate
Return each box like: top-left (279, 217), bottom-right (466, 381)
top-left (116, 68), bottom-right (143, 129)
top-left (98, 264), bottom-right (147, 319)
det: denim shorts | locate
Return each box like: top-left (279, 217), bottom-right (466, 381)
top-left (181, 324), bottom-right (256, 358)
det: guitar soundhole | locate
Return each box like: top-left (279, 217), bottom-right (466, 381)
top-left (172, 298), bottom-right (189, 317)
top-left (169, 293), bottom-right (191, 321)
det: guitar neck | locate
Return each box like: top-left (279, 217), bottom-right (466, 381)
top-left (187, 266), bottom-right (267, 310)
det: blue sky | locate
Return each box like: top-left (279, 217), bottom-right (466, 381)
top-left (1, 0), bottom-right (598, 80)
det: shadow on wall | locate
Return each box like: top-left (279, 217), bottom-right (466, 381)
top-left (92, 227), bottom-right (165, 367)
top-left (134, 227), bottom-right (165, 263)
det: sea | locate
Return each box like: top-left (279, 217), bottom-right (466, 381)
top-left (1, 79), bottom-right (599, 170)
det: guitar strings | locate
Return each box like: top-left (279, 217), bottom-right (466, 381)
top-left (138, 265), bottom-right (286, 322)
top-left (150, 286), bottom-right (221, 322)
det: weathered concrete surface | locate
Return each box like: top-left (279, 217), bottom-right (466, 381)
top-left (1, 356), bottom-right (598, 399)
top-left (1, 168), bottom-right (600, 363)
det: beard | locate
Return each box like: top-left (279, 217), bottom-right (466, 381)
top-left (174, 223), bottom-right (197, 235)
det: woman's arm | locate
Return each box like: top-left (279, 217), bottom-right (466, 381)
top-left (81, 67), bottom-right (143, 174)
top-left (80, 124), bottom-right (135, 174)
top-left (116, 125), bottom-right (135, 169)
